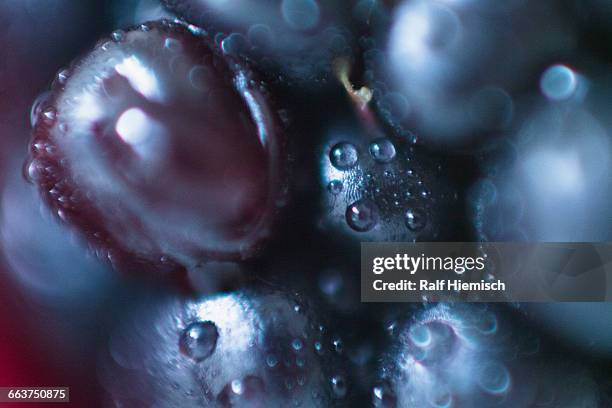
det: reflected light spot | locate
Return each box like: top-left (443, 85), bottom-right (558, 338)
top-left (74, 92), bottom-right (104, 122)
top-left (115, 56), bottom-right (162, 101)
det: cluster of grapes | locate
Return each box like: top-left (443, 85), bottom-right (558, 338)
top-left (13, 0), bottom-right (612, 406)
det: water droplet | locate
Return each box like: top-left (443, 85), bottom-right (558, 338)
top-left (221, 33), bottom-right (249, 56)
top-left (189, 66), bottom-right (211, 92)
top-left (266, 354), bottom-right (279, 368)
top-left (56, 69), bottom-right (70, 86)
top-left (330, 375), bottom-right (347, 398)
top-left (30, 92), bottom-right (51, 128)
top-left (42, 107), bottom-right (57, 123)
top-left (231, 379), bottom-right (243, 395)
top-left (408, 324), bottom-right (431, 347)
top-left (111, 30), bottom-right (125, 42)
top-left (330, 142), bottom-right (359, 170)
top-left (327, 180), bottom-right (343, 195)
top-left (332, 337), bottom-right (343, 353)
top-left (292, 338), bottom-right (304, 351)
top-left (405, 208), bottom-right (427, 232)
top-left (296, 357), bottom-right (305, 367)
top-left (369, 138), bottom-right (396, 163)
top-left (24, 160), bottom-right (39, 183)
top-left (165, 37), bottom-right (182, 52)
top-left (346, 199), bottom-right (379, 232)
top-left (179, 321), bottom-right (218, 361)
top-left (187, 24), bottom-right (205, 36)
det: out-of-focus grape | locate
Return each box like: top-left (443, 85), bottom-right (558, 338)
top-left (366, 0), bottom-right (575, 146)
top-left (100, 289), bottom-right (350, 406)
top-left (163, 0), bottom-right (356, 84)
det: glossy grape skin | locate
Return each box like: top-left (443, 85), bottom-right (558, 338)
top-left (99, 288), bottom-right (349, 407)
top-left (27, 20), bottom-right (286, 277)
top-left (368, 0), bottom-right (576, 146)
top-left (377, 304), bottom-right (601, 408)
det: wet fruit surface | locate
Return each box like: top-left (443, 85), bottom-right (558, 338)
top-left (100, 288), bottom-right (349, 407)
top-left (319, 131), bottom-right (448, 242)
top-left (27, 20), bottom-right (284, 274)
top-left (162, 0), bottom-right (355, 83)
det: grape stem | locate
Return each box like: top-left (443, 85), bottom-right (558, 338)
top-left (333, 57), bottom-right (381, 135)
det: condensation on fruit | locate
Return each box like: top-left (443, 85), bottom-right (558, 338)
top-left (26, 20), bottom-right (286, 275)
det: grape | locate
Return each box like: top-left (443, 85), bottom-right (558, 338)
top-left (162, 0), bottom-right (355, 84)
top-left (367, 0), bottom-right (576, 146)
top-left (100, 288), bottom-right (349, 407)
top-left (27, 20), bottom-right (286, 276)
top-left (377, 303), bottom-right (601, 407)
top-left (470, 71), bottom-right (612, 355)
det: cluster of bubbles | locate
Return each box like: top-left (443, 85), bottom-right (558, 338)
top-left (320, 132), bottom-right (438, 242)
top-left (100, 289), bottom-right (349, 407)
top-left (377, 303), bottom-right (601, 407)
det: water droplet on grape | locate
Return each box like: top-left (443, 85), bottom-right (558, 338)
top-left (330, 142), bottom-right (359, 170)
top-left (292, 338), bottom-right (304, 351)
top-left (42, 107), bottom-right (57, 123)
top-left (330, 375), bottom-right (347, 398)
top-left (369, 138), bottom-right (396, 163)
top-left (30, 92), bottom-right (51, 128)
top-left (111, 29), bottom-right (125, 42)
top-left (221, 32), bottom-right (249, 56)
top-left (405, 208), bottom-right (426, 231)
top-left (540, 64), bottom-right (577, 102)
top-left (327, 180), bottom-right (343, 195)
top-left (346, 199), bottom-right (379, 232)
top-left (372, 382), bottom-right (397, 408)
top-left (179, 321), bottom-right (218, 361)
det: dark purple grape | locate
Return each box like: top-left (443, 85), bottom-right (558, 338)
top-left (27, 20), bottom-right (286, 276)
top-left (366, 0), bottom-right (576, 146)
top-left (100, 288), bottom-right (349, 407)
top-left (163, 0), bottom-right (355, 83)
top-left (319, 129), bottom-right (451, 242)
top-left (377, 304), bottom-right (600, 407)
